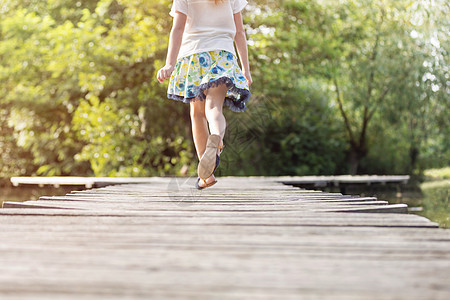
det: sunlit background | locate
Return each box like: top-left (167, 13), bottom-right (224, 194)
top-left (0, 1), bottom-right (448, 224)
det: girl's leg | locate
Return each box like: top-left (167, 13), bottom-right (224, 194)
top-left (189, 99), bottom-right (208, 159)
top-left (190, 99), bottom-right (216, 187)
top-left (205, 84), bottom-right (227, 151)
top-left (192, 85), bottom-right (227, 187)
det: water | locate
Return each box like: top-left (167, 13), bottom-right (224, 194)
top-left (0, 185), bottom-right (83, 208)
top-left (402, 181), bottom-right (449, 228)
top-left (352, 183), bottom-right (449, 228)
top-left (292, 183), bottom-right (449, 229)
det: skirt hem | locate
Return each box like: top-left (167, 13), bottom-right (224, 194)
top-left (167, 76), bottom-right (251, 113)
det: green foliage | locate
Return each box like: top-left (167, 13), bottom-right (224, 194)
top-left (0, 0), bottom-right (194, 177)
top-left (0, 108), bottom-right (36, 179)
top-left (0, 0), bottom-right (448, 178)
top-left (244, 0), bottom-right (449, 175)
top-left (0, 2), bottom-right (91, 175)
top-left (72, 94), bottom-right (193, 176)
top-left (220, 78), bottom-right (346, 176)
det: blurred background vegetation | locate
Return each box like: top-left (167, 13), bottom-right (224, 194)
top-left (0, 0), bottom-right (448, 182)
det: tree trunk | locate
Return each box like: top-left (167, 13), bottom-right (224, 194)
top-left (348, 145), bottom-right (368, 175)
top-left (348, 148), bottom-right (360, 175)
top-left (409, 146), bottom-right (419, 174)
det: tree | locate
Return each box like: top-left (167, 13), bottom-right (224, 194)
top-left (319, 0), bottom-right (448, 174)
top-left (0, 0), bottom-right (195, 177)
top-left (0, 0), bottom-right (447, 178)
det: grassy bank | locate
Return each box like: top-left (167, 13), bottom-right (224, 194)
top-left (418, 167), bottom-right (450, 228)
top-left (418, 180), bottom-right (449, 228)
top-left (424, 167), bottom-right (450, 180)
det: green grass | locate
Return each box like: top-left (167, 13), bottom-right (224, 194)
top-left (424, 167), bottom-right (450, 181)
top-left (418, 179), bottom-right (450, 228)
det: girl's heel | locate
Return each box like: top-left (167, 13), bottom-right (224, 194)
top-left (198, 134), bottom-right (221, 180)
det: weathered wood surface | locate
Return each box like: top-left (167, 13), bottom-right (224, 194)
top-left (275, 175), bottom-right (410, 186)
top-left (10, 175), bottom-right (410, 188)
top-left (1, 177), bottom-right (449, 299)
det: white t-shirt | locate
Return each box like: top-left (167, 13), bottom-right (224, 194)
top-left (170, 0), bottom-right (248, 59)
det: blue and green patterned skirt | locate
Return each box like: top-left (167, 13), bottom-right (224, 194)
top-left (167, 50), bottom-right (251, 112)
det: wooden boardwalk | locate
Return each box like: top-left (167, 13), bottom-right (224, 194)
top-left (10, 175), bottom-right (410, 188)
top-left (1, 177), bottom-right (449, 299)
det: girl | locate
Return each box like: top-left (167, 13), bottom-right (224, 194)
top-left (157, 0), bottom-right (252, 189)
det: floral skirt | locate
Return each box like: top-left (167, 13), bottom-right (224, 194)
top-left (167, 50), bottom-right (251, 112)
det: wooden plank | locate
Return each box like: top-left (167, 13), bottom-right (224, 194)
top-left (275, 175), bottom-right (410, 184)
top-left (1, 177), bottom-right (448, 299)
top-left (2, 200), bottom-right (395, 213)
top-left (326, 204), bottom-right (409, 214)
top-left (0, 209), bottom-right (439, 228)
